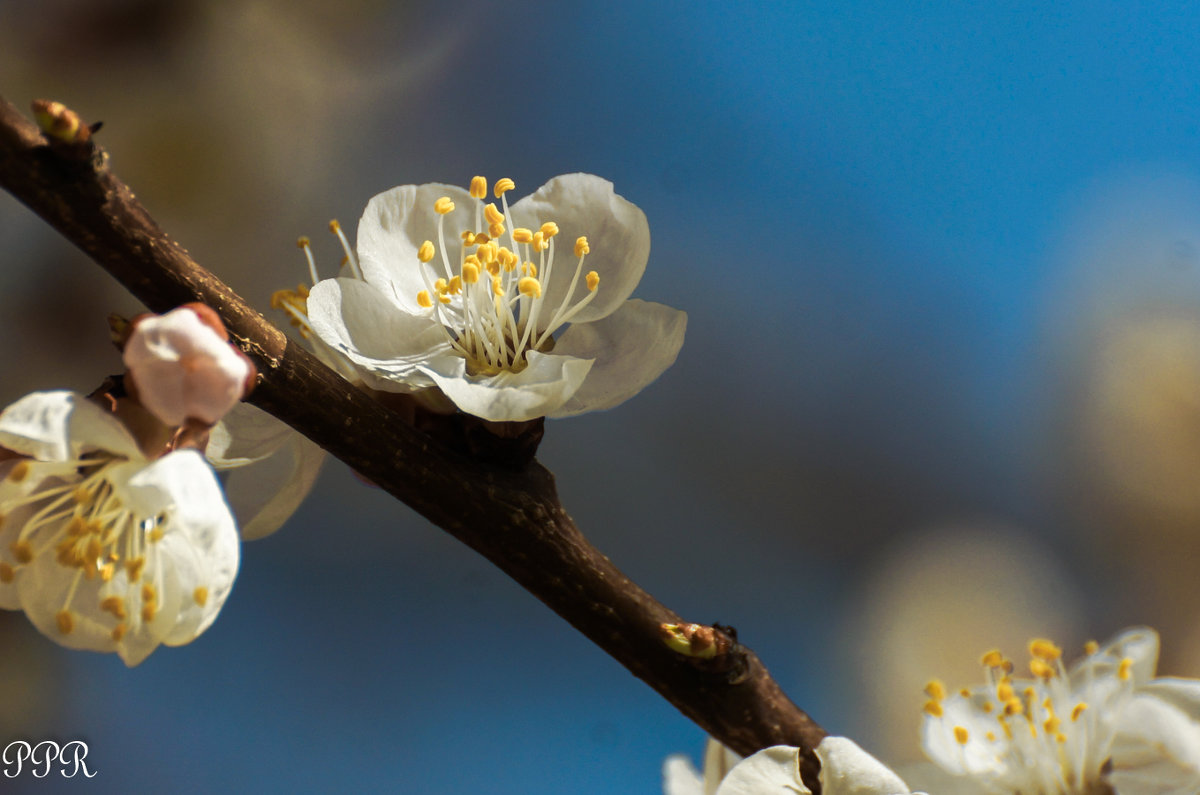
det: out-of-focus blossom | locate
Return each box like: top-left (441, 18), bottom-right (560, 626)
top-left (920, 627), bottom-right (1200, 794)
top-left (277, 173), bottom-right (686, 422)
top-left (123, 304), bottom-right (255, 427)
top-left (664, 736), bottom-right (919, 795)
top-left (0, 391), bottom-right (238, 665)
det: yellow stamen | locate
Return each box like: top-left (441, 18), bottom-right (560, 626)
top-left (417, 291), bottom-right (432, 308)
top-left (8, 461), bottom-right (30, 483)
top-left (328, 219), bottom-right (342, 234)
top-left (512, 228), bottom-right (533, 244)
top-left (296, 236), bottom-right (310, 248)
top-left (923, 700), bottom-right (943, 717)
top-left (1030, 658), bottom-right (1055, 679)
top-left (1030, 638), bottom-right (1063, 661)
top-left (574, 236), bottom-right (590, 257)
top-left (980, 649), bottom-right (1004, 668)
top-left (10, 540), bottom-right (32, 564)
top-left (141, 603), bottom-right (157, 623)
top-left (56, 610), bottom-right (74, 635)
top-left (924, 680), bottom-right (947, 700)
top-left (126, 557), bottom-right (145, 582)
top-left (469, 176), bottom-right (487, 199)
top-left (532, 231), bottom-right (547, 252)
top-left (462, 262), bottom-right (481, 284)
top-left (996, 681), bottom-right (1015, 702)
top-left (142, 583), bottom-right (157, 605)
top-left (1118, 657), bottom-right (1133, 681)
top-left (418, 240), bottom-right (435, 262)
top-left (493, 177), bottom-right (515, 197)
top-left (111, 624), bottom-right (128, 642)
top-left (488, 222), bottom-right (505, 238)
top-left (540, 221), bottom-right (559, 238)
top-left (434, 197), bottom-right (455, 215)
top-left (1071, 702), bottom-right (1088, 721)
top-left (194, 587), bottom-right (209, 606)
top-left (485, 203), bottom-right (505, 226)
top-left (148, 528), bottom-right (164, 543)
top-left (954, 726), bottom-right (969, 745)
top-left (518, 277), bottom-right (542, 298)
top-left (586, 270), bottom-right (600, 291)
top-left (100, 596), bottom-right (127, 619)
top-left (1084, 640), bottom-right (1099, 655)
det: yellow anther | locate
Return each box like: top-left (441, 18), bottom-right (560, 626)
top-left (296, 236), bottom-right (311, 248)
top-left (523, 262), bottom-right (538, 278)
top-left (488, 222), bottom-right (505, 238)
top-left (1030, 638), bottom-right (1063, 661)
top-left (518, 277), bottom-right (543, 299)
top-left (439, 295), bottom-right (451, 304)
top-left (959, 688), bottom-right (971, 698)
top-left (486, 260), bottom-right (500, 277)
top-left (111, 624), bottom-right (128, 642)
top-left (417, 291), bottom-right (433, 308)
top-left (461, 231), bottom-right (478, 246)
top-left (0, 563), bottom-right (12, 583)
top-left (498, 247), bottom-right (518, 269)
top-left (980, 649), bottom-right (1005, 668)
top-left (954, 726), bottom-right (969, 745)
top-left (982, 701), bottom-right (994, 713)
top-left (470, 175), bottom-right (487, 199)
top-left (494, 177), bottom-right (515, 197)
top-left (434, 196), bottom-right (455, 215)
top-left (10, 540), bottom-right (32, 564)
top-left (148, 528), bottom-right (164, 543)
top-left (586, 270), bottom-right (600, 291)
top-left (1071, 702), bottom-right (1088, 721)
top-left (418, 240), bottom-right (435, 262)
top-left (194, 587), bottom-right (209, 607)
top-left (1004, 698), bottom-right (1024, 716)
top-left (328, 219), bottom-right (342, 234)
top-left (540, 221), bottom-right (559, 238)
top-left (99, 563), bottom-right (114, 582)
top-left (8, 461), bottom-right (30, 483)
top-left (492, 277), bottom-right (504, 297)
top-left (924, 680), bottom-right (947, 701)
top-left (1030, 658), bottom-right (1055, 679)
top-left (513, 227), bottom-right (534, 243)
top-left (574, 236), bottom-right (590, 257)
top-left (485, 203), bottom-right (505, 225)
top-left (1084, 640), bottom-right (1099, 655)
top-left (72, 486), bottom-right (91, 504)
top-left (434, 278), bottom-right (448, 293)
top-left (85, 537), bottom-right (102, 562)
top-left (462, 262), bottom-right (481, 284)
top-left (141, 602), bottom-right (157, 623)
top-left (126, 557), bottom-right (145, 582)
top-left (985, 731), bottom-right (996, 742)
top-left (448, 276), bottom-right (463, 294)
top-left (142, 583), bottom-right (157, 605)
top-left (532, 230), bottom-right (547, 252)
top-left (56, 610), bottom-right (74, 635)
top-left (1118, 657), bottom-right (1133, 681)
top-left (66, 517), bottom-right (86, 536)
top-left (464, 254), bottom-right (482, 269)
top-left (1044, 716), bottom-right (1062, 734)
top-left (100, 596), bottom-right (127, 619)
top-left (996, 681), bottom-right (1015, 702)
top-left (923, 700), bottom-right (944, 717)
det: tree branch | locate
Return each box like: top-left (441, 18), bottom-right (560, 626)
top-left (0, 95), bottom-right (826, 785)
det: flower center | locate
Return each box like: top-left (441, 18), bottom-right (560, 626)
top-left (410, 176), bottom-right (600, 376)
top-left (0, 457), bottom-right (177, 642)
top-left (281, 176), bottom-right (600, 377)
top-left (922, 637), bottom-right (1132, 795)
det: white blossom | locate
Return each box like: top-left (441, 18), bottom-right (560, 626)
top-left (276, 173), bottom-right (686, 422)
top-left (920, 626), bottom-right (1200, 794)
top-left (665, 736), bottom-right (919, 795)
top-left (0, 391), bottom-right (239, 665)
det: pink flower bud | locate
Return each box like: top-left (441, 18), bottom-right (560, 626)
top-left (123, 306), bottom-right (254, 426)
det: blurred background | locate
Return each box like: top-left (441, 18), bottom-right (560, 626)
top-left (2, 0), bottom-right (1200, 791)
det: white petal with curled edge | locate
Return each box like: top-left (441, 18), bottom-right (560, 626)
top-left (209, 404), bottom-right (324, 541)
top-left (356, 182), bottom-right (476, 316)
top-left (418, 351), bottom-right (593, 422)
top-left (551, 299), bottom-right (687, 417)
top-left (663, 755), bottom-right (705, 795)
top-left (307, 277), bottom-right (452, 392)
top-left (1071, 626), bottom-right (1160, 687)
top-left (816, 737), bottom-right (914, 795)
top-left (1109, 678), bottom-right (1200, 793)
top-left (0, 391), bottom-right (141, 462)
top-left (509, 174), bottom-right (651, 324)
top-left (714, 745), bottom-right (810, 794)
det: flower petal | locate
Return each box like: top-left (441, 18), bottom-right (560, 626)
top-left (509, 174), bottom-right (650, 324)
top-left (550, 300), bottom-right (686, 417)
top-left (356, 182), bottom-right (477, 314)
top-left (208, 403), bottom-right (324, 541)
top-left (662, 755), bottom-right (705, 795)
top-left (307, 276), bottom-right (453, 392)
top-left (816, 737), bottom-right (913, 795)
top-left (418, 351), bottom-right (593, 422)
top-left (0, 391), bottom-right (141, 462)
top-left (713, 745), bottom-right (810, 795)
top-left (1109, 678), bottom-right (1200, 793)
